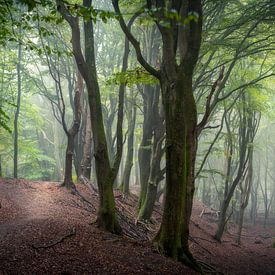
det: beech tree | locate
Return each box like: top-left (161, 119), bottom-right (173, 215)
top-left (56, 0), bottom-right (126, 233)
top-left (113, 0), bottom-right (203, 268)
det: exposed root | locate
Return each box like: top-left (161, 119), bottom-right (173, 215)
top-left (197, 260), bottom-right (222, 274)
top-left (31, 228), bottom-right (76, 249)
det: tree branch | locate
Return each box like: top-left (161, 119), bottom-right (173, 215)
top-left (112, 0), bottom-right (160, 79)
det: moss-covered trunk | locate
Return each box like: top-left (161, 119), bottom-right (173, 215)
top-left (155, 71), bottom-right (199, 269)
top-left (83, 4), bottom-right (121, 233)
top-left (112, 0), bottom-right (202, 267)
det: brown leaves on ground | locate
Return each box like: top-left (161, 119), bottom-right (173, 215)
top-left (0, 178), bottom-right (274, 274)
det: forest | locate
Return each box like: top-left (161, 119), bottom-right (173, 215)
top-left (0, 0), bottom-right (274, 274)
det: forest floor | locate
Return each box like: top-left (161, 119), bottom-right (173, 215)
top-left (0, 178), bottom-right (274, 274)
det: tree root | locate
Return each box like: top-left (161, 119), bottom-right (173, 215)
top-left (189, 236), bottom-right (213, 255)
top-left (31, 228), bottom-right (76, 249)
top-left (197, 260), bottom-right (222, 274)
top-left (191, 235), bottom-right (218, 244)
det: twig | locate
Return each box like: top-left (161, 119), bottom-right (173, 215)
top-left (197, 260), bottom-right (222, 274)
top-left (31, 228), bottom-right (76, 249)
top-left (191, 235), bottom-right (217, 244)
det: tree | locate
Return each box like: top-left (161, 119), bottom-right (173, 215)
top-left (113, 0), bottom-right (203, 268)
top-left (56, 0), bottom-right (125, 233)
top-left (62, 72), bottom-right (83, 190)
top-left (13, 9), bottom-right (23, 178)
top-left (235, 94), bottom-right (260, 244)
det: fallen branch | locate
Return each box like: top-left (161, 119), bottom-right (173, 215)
top-left (197, 260), bottom-right (222, 274)
top-left (79, 175), bottom-right (98, 193)
top-left (191, 235), bottom-right (217, 244)
top-left (199, 207), bottom-right (220, 218)
top-left (116, 209), bottom-right (149, 240)
top-left (258, 234), bottom-right (271, 239)
top-left (189, 236), bottom-right (213, 255)
top-left (31, 228), bottom-right (76, 249)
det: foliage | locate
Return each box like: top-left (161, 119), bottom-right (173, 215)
top-left (106, 67), bottom-right (158, 87)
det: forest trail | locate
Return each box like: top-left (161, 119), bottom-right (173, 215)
top-left (0, 178), bottom-right (193, 274)
top-left (0, 178), bottom-right (274, 274)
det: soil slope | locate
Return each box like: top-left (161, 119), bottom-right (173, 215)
top-left (0, 178), bottom-right (274, 274)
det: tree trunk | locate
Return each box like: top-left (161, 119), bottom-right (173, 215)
top-left (104, 96), bottom-right (116, 164)
top-left (113, 0), bottom-right (202, 268)
top-left (121, 97), bottom-right (137, 194)
top-left (14, 35), bottom-right (22, 179)
top-left (155, 71), bottom-right (198, 268)
top-left (236, 206), bottom-right (245, 245)
top-left (138, 91), bottom-right (164, 220)
top-left (134, 144), bottom-right (139, 185)
top-left (81, 105), bottom-right (92, 179)
top-left (0, 155), bottom-right (2, 177)
top-left (215, 202), bottom-right (227, 241)
top-left (62, 72), bottom-right (83, 190)
top-left (53, 119), bottom-right (63, 181)
top-left (63, 134), bottom-right (75, 188)
top-left (250, 176), bottom-right (259, 225)
top-left (138, 183), bottom-right (158, 221)
top-left (236, 136), bottom-right (254, 245)
top-left (138, 85), bottom-right (155, 209)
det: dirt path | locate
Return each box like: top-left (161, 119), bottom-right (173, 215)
top-left (0, 179), bottom-right (193, 274)
top-left (0, 178), bottom-right (274, 274)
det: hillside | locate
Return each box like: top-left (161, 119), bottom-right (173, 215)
top-left (0, 178), bottom-right (274, 274)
